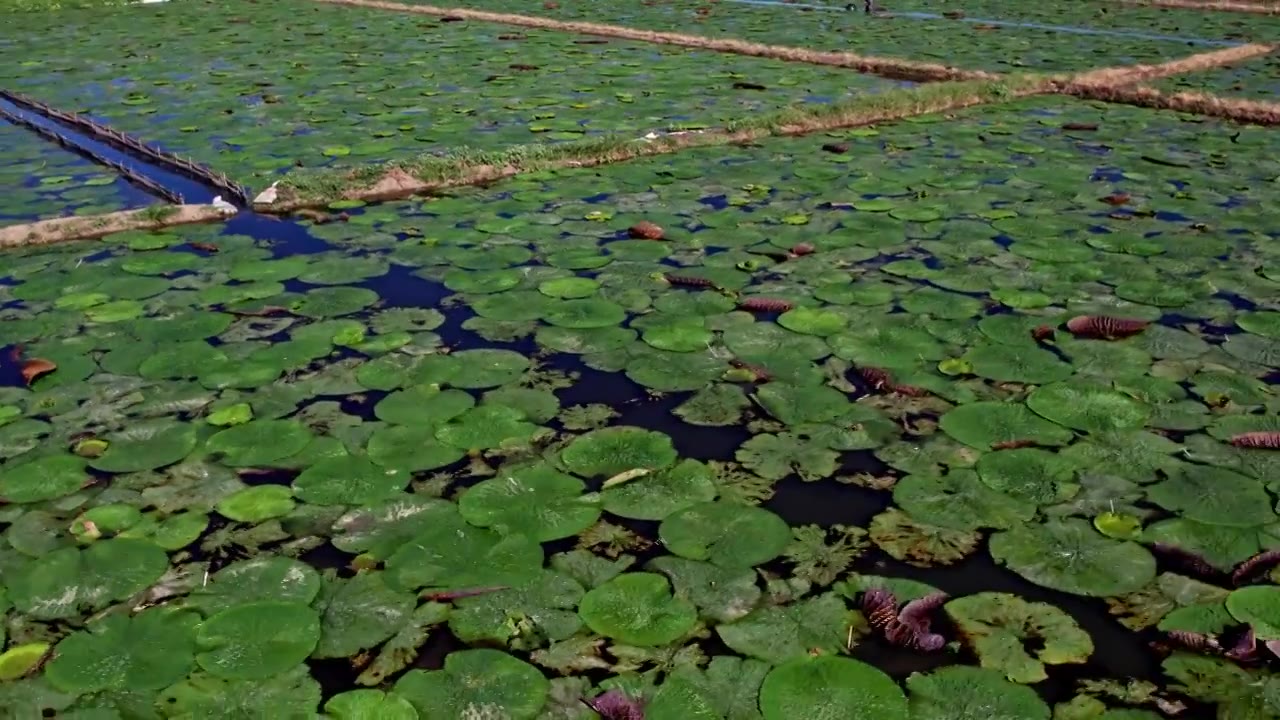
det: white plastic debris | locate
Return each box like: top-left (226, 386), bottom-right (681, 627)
top-left (211, 196), bottom-right (237, 214)
top-left (253, 181), bottom-right (279, 205)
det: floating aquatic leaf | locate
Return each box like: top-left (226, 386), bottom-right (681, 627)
top-left (46, 607), bottom-right (198, 694)
top-left (939, 402), bottom-right (1074, 450)
top-left (187, 556), bottom-right (320, 615)
top-left (0, 643), bottom-right (50, 683)
top-left (324, 689), bottom-right (416, 720)
top-left (962, 342), bottom-right (1072, 384)
top-left (659, 501), bottom-right (791, 568)
top-left (374, 385), bottom-right (475, 426)
top-left (579, 572), bottom-right (697, 646)
top-left (718, 592), bottom-right (852, 664)
top-left (156, 665), bottom-right (320, 718)
top-left (206, 420), bottom-right (312, 467)
top-left (673, 383), bottom-right (751, 427)
top-left (1146, 466), bottom-right (1276, 528)
top-left (976, 448), bottom-right (1077, 505)
top-left (1026, 382), bottom-right (1150, 433)
top-left (946, 592), bottom-right (1093, 684)
top-left (0, 454), bottom-right (86, 503)
top-left (1226, 586), bottom-right (1280, 640)
top-left (896, 468), bottom-right (1037, 531)
top-left (459, 462), bottom-right (600, 541)
top-left (396, 649), bottom-right (548, 719)
top-left (8, 538), bottom-right (167, 620)
top-left (990, 519), bottom-right (1155, 596)
top-left (195, 601), bottom-right (320, 680)
top-left (906, 666), bottom-right (1050, 720)
top-left (1095, 512), bottom-right (1143, 540)
top-left (736, 432), bottom-right (839, 482)
top-left (759, 655), bottom-right (908, 720)
top-left (870, 508), bottom-right (980, 567)
top-left (449, 348), bottom-right (531, 388)
top-left (292, 454), bottom-right (408, 506)
top-left (384, 505), bottom-right (541, 592)
top-left (560, 426), bottom-right (677, 478)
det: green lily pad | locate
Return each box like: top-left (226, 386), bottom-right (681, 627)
top-left (384, 505), bottom-right (541, 592)
top-left (1146, 466), bottom-right (1277, 528)
top-left (759, 655), bottom-right (908, 720)
top-left (578, 572), bottom-right (697, 646)
top-left (459, 463), bottom-right (600, 541)
top-left (0, 454), bottom-right (87, 503)
top-left (601, 458), bottom-right (718, 521)
top-left (737, 432), bottom-right (840, 482)
top-left (1226, 586), bottom-right (1280, 640)
top-left (939, 402), bottom-right (1075, 450)
top-left (8, 539), bottom-right (168, 620)
top-left (1026, 382), bottom-right (1150, 433)
top-left (449, 348), bottom-right (531, 388)
top-left (906, 666), bottom-right (1050, 719)
top-left (187, 556), bottom-right (320, 615)
top-left (717, 592), bottom-right (851, 663)
top-left (195, 601), bottom-right (320, 679)
top-left (542, 298), bottom-right (626, 328)
top-left (435, 405), bottom-right (540, 450)
top-left (560, 426), bottom-right (677, 478)
top-left (963, 342), bottom-right (1072, 384)
top-left (291, 287), bottom-right (379, 318)
top-left (395, 649), bottom-right (548, 719)
top-left (88, 421), bottom-right (198, 473)
top-left (448, 571), bottom-right (584, 647)
top-left (313, 573), bottom-right (416, 659)
top-left (659, 501), bottom-right (791, 568)
top-left (206, 420), bottom-right (312, 467)
top-left (976, 448), bottom-right (1078, 505)
top-left (293, 454), bottom-right (408, 505)
top-left (946, 592), bottom-right (1093, 684)
top-left (989, 519), bottom-right (1155, 596)
top-left (215, 485), bottom-right (296, 523)
top-left (374, 386), bottom-right (475, 426)
top-left (893, 470), bottom-right (1036, 531)
top-left (366, 425), bottom-right (465, 472)
top-left (755, 382), bottom-right (851, 426)
top-left (324, 689), bottom-right (416, 720)
top-left (46, 608), bottom-right (198, 694)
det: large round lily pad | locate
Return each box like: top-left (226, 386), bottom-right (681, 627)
top-left (293, 454), bottom-right (408, 505)
top-left (989, 519), bottom-right (1155, 597)
top-left (89, 420), bottom-right (199, 473)
top-left (46, 608), bottom-right (199, 694)
top-left (458, 463), bottom-right (600, 541)
top-left (906, 665), bottom-right (1050, 719)
top-left (0, 454), bottom-right (87, 503)
top-left (394, 649), bottom-right (548, 719)
top-left (1027, 382), bottom-right (1150, 433)
top-left (1225, 586), bottom-right (1280, 640)
top-left (659, 501), bottom-right (791, 568)
top-left (760, 655), bottom-right (908, 720)
top-left (559, 426), bottom-right (677, 478)
top-left (601, 458), bottom-right (718, 521)
top-left (1145, 466), bottom-right (1277, 528)
top-left (195, 601), bottom-right (320, 680)
top-left (939, 402), bottom-right (1075, 450)
top-left (578, 572), bottom-right (697, 646)
top-left (206, 420), bottom-right (311, 467)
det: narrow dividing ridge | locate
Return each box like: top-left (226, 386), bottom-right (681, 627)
top-left (0, 107), bottom-right (184, 205)
top-left (1063, 43), bottom-right (1274, 88)
top-left (1062, 84), bottom-right (1280, 124)
top-left (307, 0), bottom-right (997, 82)
top-left (0, 89), bottom-right (251, 206)
top-left (1116, 0), bottom-right (1280, 14)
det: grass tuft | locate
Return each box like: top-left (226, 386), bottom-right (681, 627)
top-left (1060, 84), bottom-right (1280, 125)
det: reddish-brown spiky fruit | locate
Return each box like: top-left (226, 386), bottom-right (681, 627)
top-left (629, 221), bottom-right (665, 240)
top-left (1150, 542), bottom-right (1220, 580)
top-left (1065, 315), bottom-right (1149, 340)
top-left (1166, 630), bottom-right (1221, 654)
top-left (1233, 549), bottom-right (1280, 585)
top-left (991, 439), bottom-right (1039, 450)
top-left (1229, 432), bottom-right (1280, 450)
top-left (857, 366), bottom-right (893, 392)
top-left (663, 274), bottom-right (715, 289)
top-left (737, 296), bottom-right (795, 313)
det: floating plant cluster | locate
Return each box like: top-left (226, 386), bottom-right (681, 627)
top-left (0, 1), bottom-right (1277, 714)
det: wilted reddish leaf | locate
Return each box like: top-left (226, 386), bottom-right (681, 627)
top-left (628, 221), bottom-right (665, 240)
top-left (1065, 315), bottom-right (1149, 340)
top-left (188, 241), bottom-right (220, 253)
top-left (1229, 431), bottom-right (1280, 450)
top-left (585, 689), bottom-right (645, 720)
top-left (1030, 325), bottom-right (1056, 341)
top-left (20, 358), bottom-right (56, 386)
top-left (1226, 628), bottom-right (1259, 662)
top-left (789, 242), bottom-right (816, 257)
top-left (1100, 192), bottom-right (1131, 206)
top-left (822, 142), bottom-right (850, 154)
